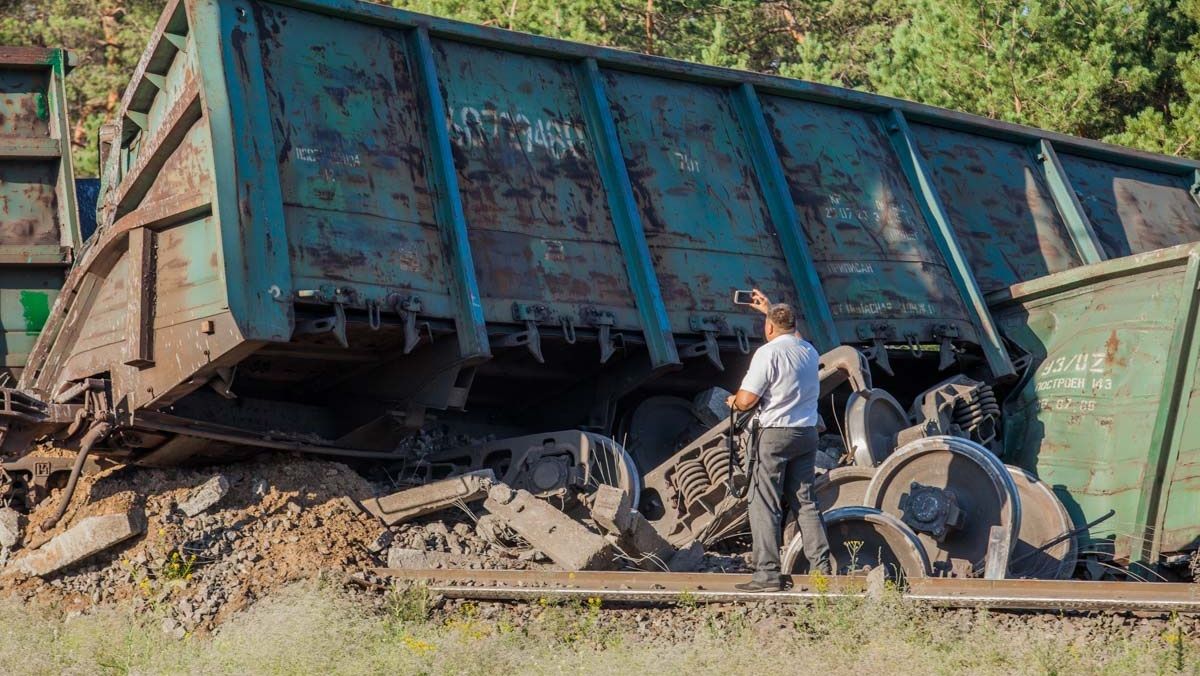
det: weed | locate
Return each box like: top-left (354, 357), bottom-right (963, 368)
top-left (400, 634), bottom-right (435, 655)
top-left (531, 596), bottom-right (617, 648)
top-left (444, 601), bottom-right (491, 640)
top-left (1164, 613), bottom-right (1187, 672)
top-left (722, 606), bottom-right (750, 639)
top-left (161, 551), bottom-right (196, 582)
top-left (844, 539), bottom-right (864, 572)
top-left (700, 605), bottom-right (748, 643)
top-left (810, 570), bottom-right (830, 594)
top-left (386, 583), bottom-right (434, 624)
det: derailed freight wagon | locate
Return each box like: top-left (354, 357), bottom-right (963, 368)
top-left (3, 0), bottom-right (1200, 575)
top-left (0, 48), bottom-right (80, 383)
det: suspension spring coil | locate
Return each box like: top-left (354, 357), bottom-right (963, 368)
top-left (700, 442), bottom-right (733, 485)
top-left (673, 459), bottom-right (711, 507)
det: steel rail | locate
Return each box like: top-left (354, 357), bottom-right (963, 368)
top-left (372, 568), bottom-right (1200, 614)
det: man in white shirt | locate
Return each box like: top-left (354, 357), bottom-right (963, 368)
top-left (726, 289), bottom-right (832, 591)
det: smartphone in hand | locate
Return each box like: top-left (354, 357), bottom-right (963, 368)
top-left (732, 290), bottom-right (754, 305)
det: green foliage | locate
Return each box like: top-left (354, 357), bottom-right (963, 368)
top-left (6, 0), bottom-right (1200, 170)
top-left (387, 0), bottom-right (1200, 159)
top-left (0, 0), bottom-right (162, 176)
top-left (529, 595), bottom-right (616, 647)
top-left (385, 582), bottom-right (436, 623)
top-left (160, 550), bottom-right (197, 582)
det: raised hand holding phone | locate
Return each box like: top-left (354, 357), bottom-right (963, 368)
top-left (749, 288), bottom-right (770, 315)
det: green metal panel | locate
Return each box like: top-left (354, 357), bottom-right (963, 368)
top-left (192, 0), bottom-right (293, 342)
top-left (0, 48), bottom-right (75, 380)
top-left (886, 110), bottom-right (1014, 379)
top-left (909, 123), bottom-right (1084, 291)
top-left (1058, 153), bottom-right (1200, 259)
top-left (428, 37), bottom-right (640, 344)
top-left (0, 273), bottom-right (59, 369)
top-left (600, 69), bottom-right (800, 341)
top-left (251, 6), bottom-right (459, 317)
top-left (1038, 140), bottom-right (1105, 266)
top-left (758, 94), bottom-right (974, 349)
top-left (994, 245), bottom-right (1200, 561)
top-left (730, 83), bottom-right (838, 352)
top-left (574, 58), bottom-right (678, 369)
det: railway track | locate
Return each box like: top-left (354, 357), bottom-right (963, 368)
top-left (372, 568), bottom-right (1200, 614)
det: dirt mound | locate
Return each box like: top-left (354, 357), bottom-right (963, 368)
top-left (0, 453), bottom-right (543, 634)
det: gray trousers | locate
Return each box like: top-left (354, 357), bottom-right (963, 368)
top-left (749, 426), bottom-right (831, 582)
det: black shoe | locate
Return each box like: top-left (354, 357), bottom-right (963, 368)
top-left (734, 579), bottom-right (783, 592)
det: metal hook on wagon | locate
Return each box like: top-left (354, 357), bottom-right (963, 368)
top-left (867, 337), bottom-right (893, 376)
top-left (294, 301), bottom-right (349, 348)
top-left (938, 335), bottom-right (957, 371)
top-left (582, 308), bottom-right (617, 364)
top-left (389, 294), bottom-right (424, 354)
top-left (331, 303), bottom-right (348, 348)
top-left (517, 321), bottom-right (544, 363)
top-left (495, 322), bottom-right (545, 363)
top-left (680, 331), bottom-right (723, 371)
top-left (932, 325), bottom-right (960, 371)
top-left (906, 333), bottom-right (922, 359)
top-left (366, 300), bottom-right (382, 331)
top-left (734, 326), bottom-right (750, 354)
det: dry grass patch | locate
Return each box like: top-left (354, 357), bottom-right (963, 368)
top-left (0, 581), bottom-right (1196, 675)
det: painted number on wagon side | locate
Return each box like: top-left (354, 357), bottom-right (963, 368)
top-left (449, 106), bottom-right (589, 161)
top-left (1038, 350), bottom-right (1108, 376)
top-left (673, 151), bottom-right (700, 173)
top-left (1038, 397), bottom-right (1099, 413)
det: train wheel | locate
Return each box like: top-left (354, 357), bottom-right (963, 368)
top-left (814, 466), bottom-right (875, 512)
top-left (620, 396), bottom-right (705, 476)
top-left (864, 436), bottom-right (1019, 578)
top-left (783, 506), bottom-right (930, 580)
top-left (422, 430), bottom-right (640, 512)
top-left (579, 432), bottom-right (642, 503)
top-left (1006, 465), bottom-right (1078, 579)
top-left (846, 389), bottom-right (908, 467)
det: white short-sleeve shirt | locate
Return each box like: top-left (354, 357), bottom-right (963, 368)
top-left (738, 333), bottom-right (820, 428)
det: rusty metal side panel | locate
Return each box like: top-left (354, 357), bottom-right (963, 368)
top-left (70, 26), bottom-right (227, 356)
top-left (1058, 154), bottom-right (1200, 259)
top-left (431, 40), bottom-right (640, 329)
top-left (0, 162), bottom-right (59, 246)
top-left (0, 51), bottom-right (75, 382)
top-left (22, 6), bottom-right (250, 413)
top-left (911, 124), bottom-right (1084, 292)
top-left (0, 67), bottom-right (59, 247)
top-left (0, 67), bottom-right (50, 139)
top-left (0, 271), bottom-right (58, 375)
top-left (759, 96), bottom-right (976, 344)
top-left (601, 70), bottom-right (794, 339)
top-left (1160, 357), bottom-right (1200, 555)
top-left (254, 4), bottom-right (454, 315)
top-left (995, 256), bottom-right (1190, 559)
top-left (62, 257), bottom-right (130, 365)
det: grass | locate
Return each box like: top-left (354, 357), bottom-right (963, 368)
top-left (0, 580), bottom-right (1197, 675)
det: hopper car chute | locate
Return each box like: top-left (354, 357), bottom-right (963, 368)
top-left (2, 0), bottom-right (1200, 574)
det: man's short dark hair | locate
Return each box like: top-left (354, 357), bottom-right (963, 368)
top-left (767, 303), bottom-right (796, 331)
